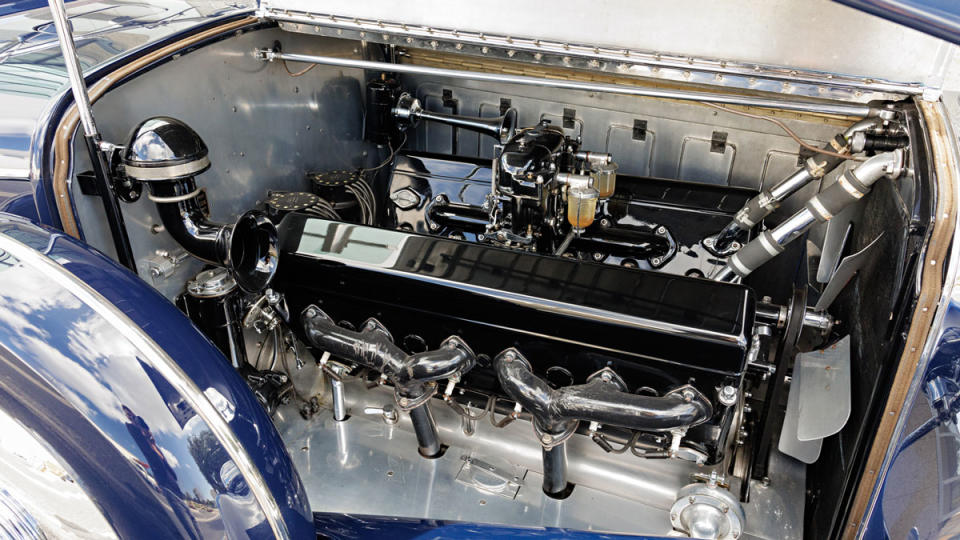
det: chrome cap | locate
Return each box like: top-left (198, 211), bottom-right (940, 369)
top-left (122, 117), bottom-right (211, 181)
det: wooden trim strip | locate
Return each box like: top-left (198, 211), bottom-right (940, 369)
top-left (842, 100), bottom-right (958, 538)
top-left (51, 16), bottom-right (256, 238)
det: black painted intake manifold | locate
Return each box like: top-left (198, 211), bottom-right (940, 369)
top-left (301, 305), bottom-right (476, 457)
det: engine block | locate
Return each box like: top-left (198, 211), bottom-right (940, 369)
top-left (276, 215), bottom-right (755, 461)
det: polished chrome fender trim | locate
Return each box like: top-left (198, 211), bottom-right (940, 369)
top-left (0, 233), bottom-right (291, 540)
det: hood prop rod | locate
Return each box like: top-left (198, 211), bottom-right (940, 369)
top-left (47, 0), bottom-right (136, 270)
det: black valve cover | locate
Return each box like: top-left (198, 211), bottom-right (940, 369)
top-left (276, 215), bottom-right (754, 400)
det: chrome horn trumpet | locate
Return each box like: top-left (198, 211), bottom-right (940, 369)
top-left (392, 92), bottom-right (518, 143)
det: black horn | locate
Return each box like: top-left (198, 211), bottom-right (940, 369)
top-left (392, 92), bottom-right (518, 143)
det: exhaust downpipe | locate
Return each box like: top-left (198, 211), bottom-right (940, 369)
top-left (122, 117), bottom-right (279, 293)
top-left (494, 348), bottom-right (712, 496)
top-left (301, 306), bottom-right (476, 457)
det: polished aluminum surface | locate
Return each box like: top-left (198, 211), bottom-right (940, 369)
top-left (778, 361), bottom-right (823, 464)
top-left (275, 376), bottom-right (803, 539)
top-left (399, 78), bottom-right (844, 192)
top-left (795, 336), bottom-right (852, 441)
top-left (259, 0), bottom-right (954, 101)
top-left (670, 481), bottom-right (745, 540)
top-left (258, 49), bottom-right (874, 117)
top-left (0, 232), bottom-right (291, 540)
top-left (68, 28), bottom-right (378, 298)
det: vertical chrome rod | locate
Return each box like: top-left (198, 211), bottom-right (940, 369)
top-left (47, 0), bottom-right (137, 270)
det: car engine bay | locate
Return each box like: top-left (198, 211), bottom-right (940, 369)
top-left (62, 23), bottom-right (933, 540)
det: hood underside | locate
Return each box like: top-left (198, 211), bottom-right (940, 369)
top-left (258, 0), bottom-right (957, 103)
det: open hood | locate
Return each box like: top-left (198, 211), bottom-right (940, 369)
top-left (257, 0), bottom-right (957, 102)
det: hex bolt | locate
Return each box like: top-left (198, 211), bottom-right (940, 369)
top-left (657, 226), bottom-right (666, 235)
top-left (719, 385), bottom-right (738, 406)
top-left (305, 307), bottom-right (317, 318)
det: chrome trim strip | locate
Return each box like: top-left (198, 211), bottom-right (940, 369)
top-left (0, 234), bottom-right (291, 540)
top-left (255, 49), bottom-right (875, 117)
top-left (125, 156), bottom-right (210, 181)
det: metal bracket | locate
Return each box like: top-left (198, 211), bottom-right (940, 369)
top-left (710, 131), bottom-right (728, 154)
top-left (632, 119), bottom-right (648, 141)
top-left (499, 97), bottom-right (512, 115)
top-left (441, 88), bottom-right (457, 109)
top-left (563, 107), bottom-right (576, 130)
top-left (455, 455), bottom-right (526, 499)
top-left (797, 144), bottom-right (817, 167)
top-left (76, 145), bottom-right (143, 203)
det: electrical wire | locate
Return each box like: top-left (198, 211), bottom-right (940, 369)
top-left (445, 395), bottom-right (493, 421)
top-left (359, 134), bottom-right (407, 175)
top-left (345, 183), bottom-right (371, 224)
top-left (592, 431), bottom-right (642, 455)
top-left (281, 332), bottom-right (312, 405)
top-left (701, 102), bottom-right (866, 162)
